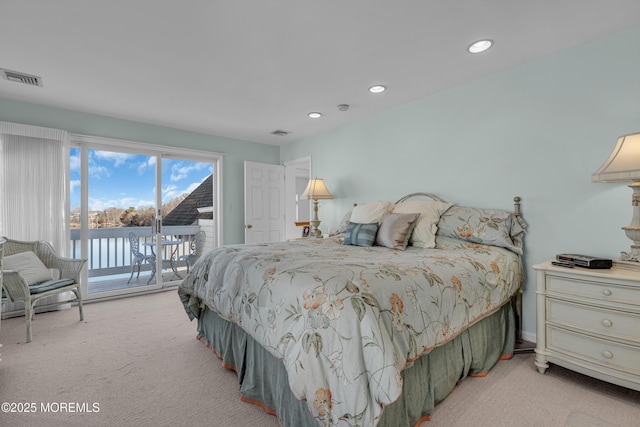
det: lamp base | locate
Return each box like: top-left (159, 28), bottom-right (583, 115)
top-left (620, 183), bottom-right (640, 264)
top-left (309, 198), bottom-right (323, 238)
top-left (310, 219), bottom-right (322, 238)
top-left (619, 246), bottom-right (640, 263)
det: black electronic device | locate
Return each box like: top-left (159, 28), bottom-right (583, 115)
top-left (555, 254), bottom-right (612, 269)
top-left (551, 260), bottom-right (574, 268)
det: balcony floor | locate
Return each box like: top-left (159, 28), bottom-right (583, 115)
top-left (88, 267), bottom-right (188, 295)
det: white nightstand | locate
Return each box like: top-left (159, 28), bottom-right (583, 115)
top-left (533, 260), bottom-right (640, 391)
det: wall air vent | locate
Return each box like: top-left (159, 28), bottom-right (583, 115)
top-left (271, 130), bottom-right (290, 136)
top-left (1, 68), bottom-right (43, 87)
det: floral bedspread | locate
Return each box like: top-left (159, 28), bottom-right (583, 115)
top-left (178, 235), bottom-right (524, 426)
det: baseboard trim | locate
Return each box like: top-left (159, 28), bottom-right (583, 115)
top-left (522, 330), bottom-right (536, 344)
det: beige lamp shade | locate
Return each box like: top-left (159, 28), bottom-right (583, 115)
top-left (301, 178), bottom-right (333, 200)
top-left (592, 132), bottom-right (640, 182)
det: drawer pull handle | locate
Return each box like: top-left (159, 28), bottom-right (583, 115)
top-left (601, 319), bottom-right (613, 327)
top-left (602, 350), bottom-right (614, 359)
top-left (602, 289), bottom-right (612, 296)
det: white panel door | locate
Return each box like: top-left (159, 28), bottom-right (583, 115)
top-left (244, 161), bottom-right (285, 243)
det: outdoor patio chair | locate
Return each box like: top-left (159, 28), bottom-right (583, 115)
top-left (1, 237), bottom-right (87, 343)
top-left (127, 231), bottom-right (156, 284)
top-left (179, 230), bottom-right (205, 273)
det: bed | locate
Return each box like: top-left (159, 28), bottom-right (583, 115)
top-left (178, 193), bottom-right (526, 426)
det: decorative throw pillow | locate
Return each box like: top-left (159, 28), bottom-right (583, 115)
top-left (392, 200), bottom-right (453, 248)
top-left (375, 213), bottom-right (420, 250)
top-left (343, 222), bottom-right (379, 247)
top-left (437, 206), bottom-right (526, 254)
top-left (350, 201), bottom-right (393, 224)
top-left (3, 251), bottom-right (53, 285)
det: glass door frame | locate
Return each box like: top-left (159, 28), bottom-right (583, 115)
top-left (70, 134), bottom-right (223, 301)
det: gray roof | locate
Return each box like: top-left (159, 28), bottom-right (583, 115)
top-left (163, 174), bottom-right (213, 226)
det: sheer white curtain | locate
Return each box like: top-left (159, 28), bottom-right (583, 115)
top-left (0, 121), bottom-right (69, 254)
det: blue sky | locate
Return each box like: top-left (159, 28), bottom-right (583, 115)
top-left (70, 148), bottom-right (212, 211)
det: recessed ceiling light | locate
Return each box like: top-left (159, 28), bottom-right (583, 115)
top-left (369, 85), bottom-right (386, 94)
top-left (468, 39), bottom-right (493, 54)
top-left (308, 112), bottom-right (322, 119)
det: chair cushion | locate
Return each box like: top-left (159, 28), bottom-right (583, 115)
top-left (29, 278), bottom-right (76, 295)
top-left (3, 251), bottom-right (53, 285)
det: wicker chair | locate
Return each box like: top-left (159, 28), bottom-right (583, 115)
top-left (127, 231), bottom-right (156, 284)
top-left (179, 230), bottom-right (206, 273)
top-left (1, 237), bottom-right (87, 343)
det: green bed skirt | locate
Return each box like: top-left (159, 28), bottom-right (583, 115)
top-left (197, 301), bottom-right (516, 426)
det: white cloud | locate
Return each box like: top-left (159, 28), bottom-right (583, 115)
top-left (70, 154), bottom-right (80, 172)
top-left (162, 184), bottom-right (179, 200)
top-left (136, 157), bottom-right (156, 175)
top-left (89, 196), bottom-right (155, 211)
top-left (89, 164), bottom-right (110, 179)
top-left (70, 179), bottom-right (80, 194)
top-left (163, 174), bottom-right (208, 200)
top-left (93, 151), bottom-right (136, 167)
top-left (170, 161), bottom-right (208, 182)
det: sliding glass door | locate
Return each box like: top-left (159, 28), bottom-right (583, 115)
top-left (70, 136), bottom-right (220, 300)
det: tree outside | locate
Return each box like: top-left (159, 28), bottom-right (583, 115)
top-left (70, 193), bottom-right (187, 228)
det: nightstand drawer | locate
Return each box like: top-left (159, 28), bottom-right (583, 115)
top-left (547, 326), bottom-right (640, 375)
top-left (547, 275), bottom-right (640, 307)
top-left (547, 298), bottom-right (640, 343)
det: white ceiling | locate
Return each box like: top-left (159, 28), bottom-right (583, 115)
top-left (0, 1), bottom-right (638, 146)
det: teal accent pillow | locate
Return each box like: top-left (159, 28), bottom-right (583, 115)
top-left (343, 222), bottom-right (378, 247)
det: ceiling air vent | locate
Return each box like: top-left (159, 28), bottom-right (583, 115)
top-left (1, 68), bottom-right (43, 87)
top-left (271, 130), bottom-right (290, 136)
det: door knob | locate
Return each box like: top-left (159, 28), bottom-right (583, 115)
top-left (246, 224), bottom-right (253, 229)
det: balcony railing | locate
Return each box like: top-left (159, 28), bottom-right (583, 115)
top-left (70, 225), bottom-right (201, 278)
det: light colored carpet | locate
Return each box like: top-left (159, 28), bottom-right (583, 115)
top-left (0, 289), bottom-right (638, 427)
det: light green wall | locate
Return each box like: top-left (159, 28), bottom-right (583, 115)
top-left (0, 98), bottom-right (280, 244)
top-left (281, 26), bottom-right (640, 339)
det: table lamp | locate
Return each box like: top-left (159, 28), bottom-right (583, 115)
top-left (301, 178), bottom-right (333, 238)
top-left (592, 132), bottom-right (640, 262)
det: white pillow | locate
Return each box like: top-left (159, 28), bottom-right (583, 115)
top-left (3, 251), bottom-right (53, 285)
top-left (350, 201), bottom-right (393, 224)
top-left (393, 200), bottom-right (452, 248)
top-left (336, 210), bottom-right (352, 234)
